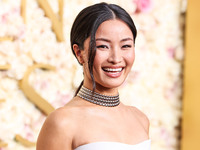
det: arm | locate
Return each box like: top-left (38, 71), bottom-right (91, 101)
top-left (36, 108), bottom-right (74, 150)
top-left (131, 106), bottom-right (150, 134)
top-left (139, 111), bottom-right (150, 134)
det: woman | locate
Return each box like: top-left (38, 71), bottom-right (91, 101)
top-left (36, 2), bottom-right (150, 150)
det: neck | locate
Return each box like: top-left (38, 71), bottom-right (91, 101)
top-left (77, 85), bottom-right (120, 107)
top-left (83, 81), bottom-right (119, 96)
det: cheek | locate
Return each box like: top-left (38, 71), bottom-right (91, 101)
top-left (125, 51), bottom-right (135, 66)
top-left (93, 51), bottom-right (106, 68)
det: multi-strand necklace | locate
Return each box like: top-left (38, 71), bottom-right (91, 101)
top-left (77, 86), bottom-right (120, 107)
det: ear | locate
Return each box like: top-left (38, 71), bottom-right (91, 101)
top-left (73, 44), bottom-right (84, 64)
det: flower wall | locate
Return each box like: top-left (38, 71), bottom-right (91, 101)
top-left (0, 0), bottom-right (186, 150)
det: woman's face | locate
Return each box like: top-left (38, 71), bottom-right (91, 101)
top-left (82, 19), bottom-right (135, 91)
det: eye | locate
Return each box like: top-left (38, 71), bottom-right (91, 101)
top-left (122, 45), bottom-right (132, 48)
top-left (96, 45), bottom-right (109, 49)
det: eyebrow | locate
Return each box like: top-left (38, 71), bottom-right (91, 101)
top-left (121, 37), bottom-right (133, 42)
top-left (96, 37), bottom-right (133, 42)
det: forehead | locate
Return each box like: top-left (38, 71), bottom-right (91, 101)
top-left (95, 19), bottom-right (133, 38)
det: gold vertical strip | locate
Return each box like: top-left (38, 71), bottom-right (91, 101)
top-left (21, 0), bottom-right (26, 23)
top-left (181, 0), bottom-right (200, 150)
top-left (58, 0), bottom-right (64, 23)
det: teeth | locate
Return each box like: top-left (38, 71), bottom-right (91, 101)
top-left (103, 68), bottom-right (123, 72)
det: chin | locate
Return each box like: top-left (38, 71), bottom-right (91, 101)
top-left (96, 79), bottom-right (125, 89)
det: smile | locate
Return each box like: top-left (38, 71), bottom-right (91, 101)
top-left (102, 67), bottom-right (124, 78)
top-left (102, 67), bottom-right (123, 72)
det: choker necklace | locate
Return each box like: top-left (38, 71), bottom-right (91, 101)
top-left (77, 86), bottom-right (120, 107)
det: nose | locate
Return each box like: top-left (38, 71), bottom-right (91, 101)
top-left (107, 47), bottom-right (122, 64)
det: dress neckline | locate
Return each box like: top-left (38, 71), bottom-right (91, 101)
top-left (74, 139), bottom-right (151, 150)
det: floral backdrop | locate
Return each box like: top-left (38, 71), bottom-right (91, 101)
top-left (0, 0), bottom-right (186, 150)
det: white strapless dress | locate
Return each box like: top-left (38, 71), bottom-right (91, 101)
top-left (74, 139), bottom-right (151, 150)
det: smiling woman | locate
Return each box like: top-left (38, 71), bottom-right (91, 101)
top-left (36, 2), bottom-right (150, 150)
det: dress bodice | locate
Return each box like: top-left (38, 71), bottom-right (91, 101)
top-left (74, 139), bottom-right (151, 150)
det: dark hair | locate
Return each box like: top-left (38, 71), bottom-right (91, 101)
top-left (70, 2), bottom-right (137, 95)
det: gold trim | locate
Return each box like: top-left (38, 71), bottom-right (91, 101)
top-left (0, 99), bottom-right (6, 103)
top-left (0, 141), bottom-right (8, 148)
top-left (19, 64), bottom-right (55, 115)
top-left (15, 134), bottom-right (35, 147)
top-left (0, 65), bottom-right (11, 70)
top-left (21, 0), bottom-right (26, 23)
top-left (0, 37), bottom-right (14, 41)
top-left (37, 0), bottom-right (64, 42)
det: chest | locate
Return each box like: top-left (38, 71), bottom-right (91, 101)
top-left (73, 111), bottom-right (147, 148)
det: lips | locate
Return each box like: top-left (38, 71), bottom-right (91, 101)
top-left (102, 67), bottom-right (124, 78)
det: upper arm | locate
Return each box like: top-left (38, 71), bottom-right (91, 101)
top-left (131, 107), bottom-right (150, 133)
top-left (36, 108), bottom-right (74, 150)
top-left (139, 111), bottom-right (150, 133)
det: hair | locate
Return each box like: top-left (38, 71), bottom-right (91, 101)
top-left (70, 2), bottom-right (137, 95)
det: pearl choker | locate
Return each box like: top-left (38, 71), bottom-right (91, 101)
top-left (77, 86), bottom-right (120, 107)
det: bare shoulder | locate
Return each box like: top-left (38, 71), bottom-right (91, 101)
top-left (36, 106), bottom-right (79, 150)
top-left (129, 106), bottom-right (150, 132)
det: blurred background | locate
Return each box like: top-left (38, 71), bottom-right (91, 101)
top-left (0, 0), bottom-right (199, 150)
